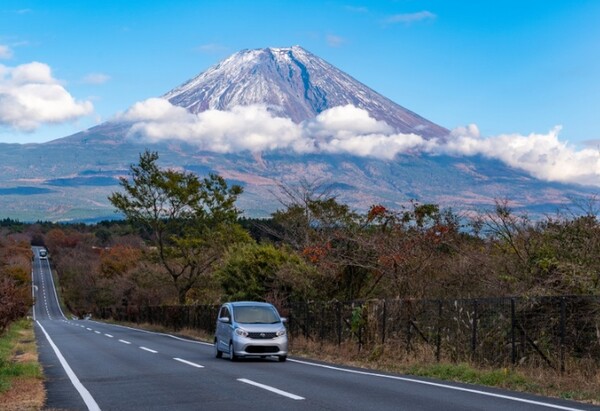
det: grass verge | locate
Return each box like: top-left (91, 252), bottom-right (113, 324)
top-left (291, 338), bottom-right (600, 406)
top-left (0, 318), bottom-right (45, 411)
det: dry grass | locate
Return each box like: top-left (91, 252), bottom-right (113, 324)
top-left (0, 319), bottom-right (45, 411)
top-left (290, 336), bottom-right (600, 405)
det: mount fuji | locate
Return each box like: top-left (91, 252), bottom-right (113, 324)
top-left (163, 46), bottom-right (448, 139)
top-left (0, 46), bottom-right (595, 222)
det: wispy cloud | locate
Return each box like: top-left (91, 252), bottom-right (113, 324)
top-left (0, 45), bottom-right (13, 59)
top-left (384, 11), bottom-right (436, 25)
top-left (326, 34), bottom-right (345, 48)
top-left (195, 43), bottom-right (228, 54)
top-left (82, 72), bottom-right (111, 84)
top-left (117, 99), bottom-right (600, 187)
top-left (0, 62), bottom-right (94, 132)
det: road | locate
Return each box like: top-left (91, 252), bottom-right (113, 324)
top-left (32, 247), bottom-right (599, 411)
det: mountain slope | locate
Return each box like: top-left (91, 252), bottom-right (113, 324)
top-left (0, 46), bottom-right (595, 222)
top-left (163, 46), bottom-right (448, 139)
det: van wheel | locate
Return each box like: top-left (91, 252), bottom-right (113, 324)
top-left (214, 340), bottom-right (222, 358)
top-left (229, 342), bottom-right (237, 362)
top-left (278, 355), bottom-right (287, 362)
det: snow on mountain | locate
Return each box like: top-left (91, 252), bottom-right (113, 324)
top-left (163, 46), bottom-right (448, 139)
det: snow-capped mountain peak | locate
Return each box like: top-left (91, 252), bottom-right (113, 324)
top-left (163, 46), bottom-right (448, 139)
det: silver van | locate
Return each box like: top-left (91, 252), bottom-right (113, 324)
top-left (214, 301), bottom-right (288, 362)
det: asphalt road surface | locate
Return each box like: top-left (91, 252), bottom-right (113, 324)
top-left (32, 247), bottom-right (600, 411)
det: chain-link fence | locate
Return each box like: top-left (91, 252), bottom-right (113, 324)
top-left (94, 295), bottom-right (600, 371)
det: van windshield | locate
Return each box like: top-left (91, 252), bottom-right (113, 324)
top-left (233, 306), bottom-right (280, 324)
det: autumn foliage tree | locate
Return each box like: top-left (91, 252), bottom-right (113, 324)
top-left (109, 150), bottom-right (250, 304)
top-left (0, 232), bottom-right (33, 333)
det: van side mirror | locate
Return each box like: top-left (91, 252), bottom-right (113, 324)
top-left (280, 317), bottom-right (288, 323)
top-left (218, 316), bottom-right (230, 323)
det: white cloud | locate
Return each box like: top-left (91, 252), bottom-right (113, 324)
top-left (82, 72), bottom-right (110, 84)
top-left (0, 61), bottom-right (94, 132)
top-left (326, 34), bottom-right (346, 47)
top-left (436, 125), bottom-right (600, 186)
top-left (119, 98), bottom-right (306, 153)
top-left (0, 45), bottom-right (13, 60)
top-left (195, 43), bottom-right (228, 54)
top-left (119, 98), bottom-right (600, 187)
top-left (384, 11), bottom-right (436, 25)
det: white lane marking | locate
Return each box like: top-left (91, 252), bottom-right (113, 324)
top-left (118, 339), bottom-right (131, 345)
top-left (140, 346), bottom-right (158, 353)
top-left (36, 321), bottom-right (100, 411)
top-left (173, 358), bottom-right (204, 368)
top-left (43, 257), bottom-right (67, 320)
top-left (86, 328), bottom-right (92, 331)
top-left (105, 334), bottom-right (113, 338)
top-left (289, 359), bottom-right (586, 411)
top-left (94, 331), bottom-right (101, 334)
top-left (238, 378), bottom-right (304, 400)
top-left (89, 321), bottom-right (211, 346)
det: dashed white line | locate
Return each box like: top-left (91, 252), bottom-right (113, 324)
top-left (118, 339), bottom-right (131, 345)
top-left (238, 378), bottom-right (304, 400)
top-left (173, 358), bottom-right (204, 368)
top-left (94, 331), bottom-right (101, 334)
top-left (105, 334), bottom-right (113, 338)
top-left (86, 327), bottom-right (92, 331)
top-left (140, 346), bottom-right (158, 353)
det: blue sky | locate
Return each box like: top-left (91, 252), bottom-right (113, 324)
top-left (1, 0), bottom-right (599, 152)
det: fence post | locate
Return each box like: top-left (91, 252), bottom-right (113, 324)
top-left (406, 302), bottom-right (412, 355)
top-left (511, 298), bottom-right (516, 366)
top-left (336, 301), bottom-right (342, 346)
top-left (471, 299), bottom-right (478, 360)
top-left (436, 299), bottom-right (442, 362)
top-left (304, 302), bottom-right (309, 339)
top-left (381, 300), bottom-right (386, 345)
top-left (560, 297), bottom-right (566, 374)
top-left (319, 303), bottom-right (325, 342)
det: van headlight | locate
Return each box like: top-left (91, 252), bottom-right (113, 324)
top-left (235, 328), bottom-right (248, 337)
top-left (276, 328), bottom-right (286, 337)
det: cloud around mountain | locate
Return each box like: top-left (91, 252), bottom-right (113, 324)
top-left (119, 98), bottom-right (600, 187)
top-left (0, 61), bottom-right (93, 132)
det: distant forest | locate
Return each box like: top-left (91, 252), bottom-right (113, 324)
top-left (1, 151), bottom-right (599, 318)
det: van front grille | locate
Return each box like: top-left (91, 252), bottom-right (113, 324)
top-left (247, 332), bottom-right (277, 339)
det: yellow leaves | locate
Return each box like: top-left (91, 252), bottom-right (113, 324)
top-left (99, 245), bottom-right (142, 279)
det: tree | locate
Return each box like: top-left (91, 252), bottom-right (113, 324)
top-left (216, 242), bottom-right (320, 303)
top-left (109, 150), bottom-right (249, 303)
top-left (0, 236), bottom-right (33, 332)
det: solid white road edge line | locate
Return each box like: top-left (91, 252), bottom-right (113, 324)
top-left (238, 378), bottom-right (304, 400)
top-left (173, 358), bottom-right (204, 368)
top-left (140, 346), bottom-right (158, 353)
top-left (289, 359), bottom-right (586, 411)
top-left (36, 321), bottom-right (100, 411)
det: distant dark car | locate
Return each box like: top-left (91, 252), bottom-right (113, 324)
top-left (214, 301), bottom-right (288, 362)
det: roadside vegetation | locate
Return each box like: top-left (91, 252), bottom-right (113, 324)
top-left (0, 150), bottom-right (599, 406)
top-left (0, 224), bottom-right (43, 410)
top-left (0, 319), bottom-right (44, 410)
